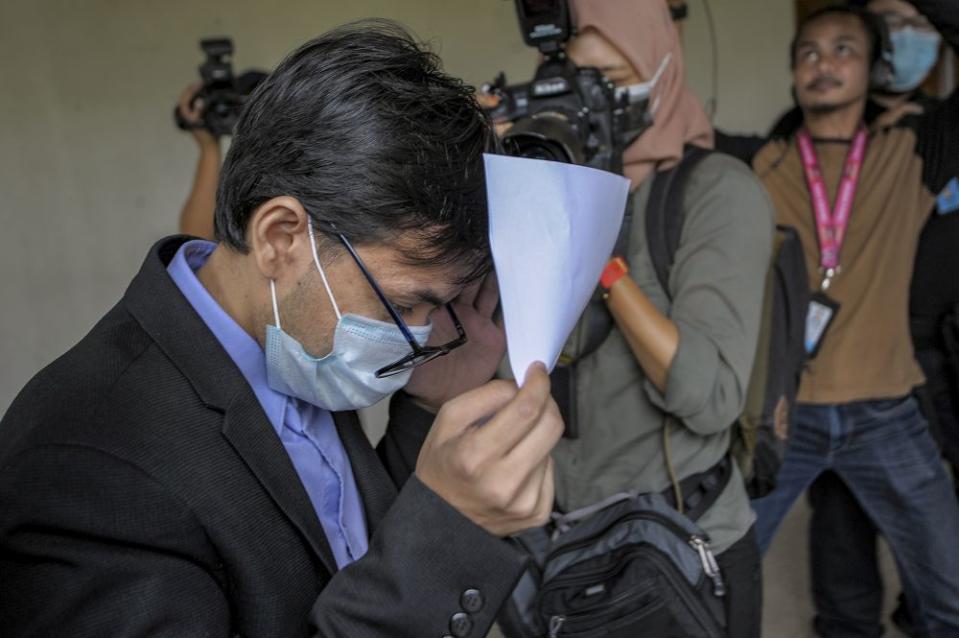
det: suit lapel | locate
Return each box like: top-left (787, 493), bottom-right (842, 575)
top-left (333, 411), bottom-right (397, 534)
top-left (222, 392), bottom-right (338, 575)
top-left (125, 236), bottom-right (337, 576)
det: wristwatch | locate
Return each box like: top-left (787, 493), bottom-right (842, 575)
top-left (600, 256), bottom-right (630, 291)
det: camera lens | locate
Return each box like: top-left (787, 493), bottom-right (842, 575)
top-left (505, 137), bottom-right (572, 163)
top-left (502, 112), bottom-right (585, 165)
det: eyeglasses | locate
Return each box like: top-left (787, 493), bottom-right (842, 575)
top-left (335, 233), bottom-right (468, 378)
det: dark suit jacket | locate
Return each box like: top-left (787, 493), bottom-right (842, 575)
top-left (0, 236), bottom-right (526, 637)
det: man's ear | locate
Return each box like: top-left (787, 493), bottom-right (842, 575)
top-left (247, 196), bottom-right (311, 282)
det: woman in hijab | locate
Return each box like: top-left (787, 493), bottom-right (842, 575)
top-left (547, 1), bottom-right (775, 635)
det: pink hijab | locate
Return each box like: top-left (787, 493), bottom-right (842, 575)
top-left (572, 0), bottom-right (714, 187)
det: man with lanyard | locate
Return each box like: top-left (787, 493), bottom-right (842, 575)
top-left (748, 2), bottom-right (959, 635)
top-left (800, 2), bottom-right (959, 635)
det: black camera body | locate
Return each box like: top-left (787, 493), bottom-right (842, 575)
top-left (484, 0), bottom-right (652, 174)
top-left (174, 38), bottom-right (267, 138)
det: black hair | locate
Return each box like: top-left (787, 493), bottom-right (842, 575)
top-left (789, 5), bottom-right (888, 70)
top-left (214, 19), bottom-right (497, 282)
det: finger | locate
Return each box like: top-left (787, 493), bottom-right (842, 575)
top-left (475, 92), bottom-right (500, 109)
top-left (474, 272), bottom-right (500, 318)
top-left (531, 456), bottom-right (556, 525)
top-left (522, 453), bottom-right (554, 516)
top-left (503, 456), bottom-right (555, 533)
top-left (437, 378), bottom-right (518, 437)
top-left (178, 82), bottom-right (202, 110)
top-left (503, 393), bottom-right (563, 476)
top-left (424, 307), bottom-right (455, 346)
top-left (878, 103), bottom-right (924, 128)
top-left (455, 278), bottom-right (483, 309)
top-left (471, 362), bottom-right (551, 454)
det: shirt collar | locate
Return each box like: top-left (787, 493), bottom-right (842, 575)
top-left (167, 240), bottom-right (288, 434)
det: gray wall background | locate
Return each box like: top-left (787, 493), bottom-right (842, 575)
top-left (0, 0), bottom-right (794, 413)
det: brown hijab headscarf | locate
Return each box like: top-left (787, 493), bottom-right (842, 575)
top-left (572, 0), bottom-right (714, 187)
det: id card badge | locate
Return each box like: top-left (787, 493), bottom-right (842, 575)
top-left (805, 292), bottom-right (840, 358)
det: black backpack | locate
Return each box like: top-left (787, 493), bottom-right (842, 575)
top-left (646, 146), bottom-right (809, 498)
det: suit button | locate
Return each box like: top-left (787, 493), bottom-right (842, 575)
top-left (461, 588), bottom-right (485, 614)
top-left (449, 612), bottom-right (473, 637)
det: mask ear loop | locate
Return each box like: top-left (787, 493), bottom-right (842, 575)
top-left (270, 280), bottom-right (282, 330)
top-left (614, 52), bottom-right (673, 113)
top-left (307, 218), bottom-right (342, 320)
top-left (649, 52), bottom-right (673, 87)
top-left (647, 52), bottom-right (673, 116)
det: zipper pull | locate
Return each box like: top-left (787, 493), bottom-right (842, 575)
top-left (690, 536), bottom-right (726, 597)
top-left (549, 615), bottom-right (566, 638)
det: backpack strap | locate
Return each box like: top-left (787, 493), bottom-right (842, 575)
top-left (648, 145), bottom-right (715, 517)
top-left (646, 145), bottom-right (713, 300)
top-left (612, 190), bottom-right (635, 260)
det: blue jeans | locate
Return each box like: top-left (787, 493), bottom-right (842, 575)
top-left (752, 396), bottom-right (959, 637)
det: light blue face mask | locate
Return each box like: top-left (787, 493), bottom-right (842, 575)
top-left (264, 226), bottom-right (432, 411)
top-left (889, 27), bottom-right (941, 93)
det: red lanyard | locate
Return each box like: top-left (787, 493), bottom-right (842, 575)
top-left (796, 126), bottom-right (868, 290)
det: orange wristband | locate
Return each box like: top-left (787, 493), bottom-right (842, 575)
top-left (600, 256), bottom-right (629, 290)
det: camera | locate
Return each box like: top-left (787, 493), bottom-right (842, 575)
top-left (482, 0), bottom-right (653, 174)
top-left (174, 38), bottom-right (268, 138)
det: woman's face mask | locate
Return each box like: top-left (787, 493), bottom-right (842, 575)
top-left (615, 53), bottom-right (673, 117)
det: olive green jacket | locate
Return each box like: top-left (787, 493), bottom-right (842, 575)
top-left (552, 153), bottom-right (774, 553)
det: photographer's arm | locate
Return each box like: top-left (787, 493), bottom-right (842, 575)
top-left (612, 158), bottom-right (773, 435)
top-left (713, 105), bottom-right (804, 166)
top-left (179, 144), bottom-right (220, 240)
top-left (176, 83), bottom-right (220, 240)
top-left (605, 278), bottom-right (678, 393)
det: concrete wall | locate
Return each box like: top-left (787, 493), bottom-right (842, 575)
top-left (0, 0), bottom-right (794, 413)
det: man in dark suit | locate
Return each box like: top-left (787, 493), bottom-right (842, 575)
top-left (0, 21), bottom-right (563, 638)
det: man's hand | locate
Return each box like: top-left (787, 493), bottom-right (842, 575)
top-left (475, 92), bottom-right (515, 137)
top-left (875, 101), bottom-right (925, 130)
top-left (177, 82), bottom-right (218, 150)
top-left (403, 273), bottom-right (506, 411)
top-left (415, 363), bottom-right (562, 537)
